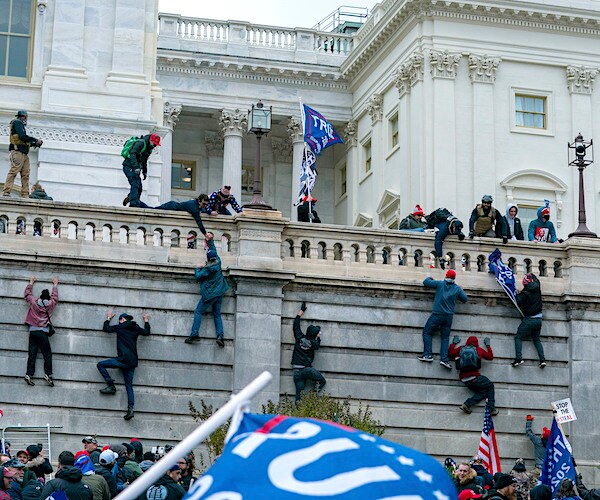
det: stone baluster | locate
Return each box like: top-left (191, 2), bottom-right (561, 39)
top-left (145, 230), bottom-right (155, 246)
top-left (358, 247), bottom-right (367, 263)
top-left (94, 226), bottom-right (104, 242)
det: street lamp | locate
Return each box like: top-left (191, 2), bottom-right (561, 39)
top-left (244, 100), bottom-right (275, 210)
top-left (567, 132), bottom-right (597, 238)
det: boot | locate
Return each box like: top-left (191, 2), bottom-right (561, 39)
top-left (100, 384), bottom-right (116, 395)
top-left (122, 194), bottom-right (130, 206)
top-left (124, 408), bottom-right (134, 420)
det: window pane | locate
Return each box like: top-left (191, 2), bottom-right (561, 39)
top-left (10, 0), bottom-right (32, 34)
top-left (0, 0), bottom-right (9, 32)
top-left (171, 163), bottom-right (181, 189)
top-left (534, 98), bottom-right (544, 113)
top-left (515, 96), bottom-right (524, 111)
top-left (0, 35), bottom-right (6, 75)
top-left (7, 35), bottom-right (28, 77)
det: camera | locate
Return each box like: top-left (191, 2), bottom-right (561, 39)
top-left (151, 446), bottom-right (165, 459)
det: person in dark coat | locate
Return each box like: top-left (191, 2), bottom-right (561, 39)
top-left (28, 183), bottom-right (53, 201)
top-left (470, 456), bottom-right (493, 489)
top-left (19, 470), bottom-right (42, 500)
top-left (136, 194), bottom-right (208, 235)
top-left (512, 273), bottom-right (546, 368)
top-left (176, 457), bottom-right (194, 491)
top-left (297, 197), bottom-right (321, 223)
top-left (525, 415), bottom-right (548, 468)
top-left (453, 463), bottom-right (484, 495)
top-left (449, 336), bottom-right (497, 415)
top-left (556, 478), bottom-right (582, 500)
top-left (207, 185), bottom-right (242, 215)
top-left (487, 474), bottom-right (518, 500)
top-left (530, 484), bottom-right (552, 500)
top-left (93, 451), bottom-right (118, 499)
top-left (97, 312), bottom-right (151, 421)
top-left (23, 446), bottom-right (52, 479)
top-left (291, 301), bottom-right (325, 403)
top-left (40, 451), bottom-right (92, 500)
top-left (139, 465), bottom-right (185, 500)
top-left (185, 233), bottom-right (229, 347)
top-left (82, 437), bottom-right (101, 466)
top-left (576, 473), bottom-right (600, 500)
top-left (424, 208), bottom-right (466, 269)
top-left (129, 439), bottom-right (143, 464)
top-left (503, 203), bottom-right (524, 241)
top-left (399, 205), bottom-right (427, 231)
top-left (121, 134), bottom-right (160, 208)
top-left (469, 195), bottom-right (507, 241)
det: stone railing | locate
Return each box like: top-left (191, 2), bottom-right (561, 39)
top-left (314, 32), bottom-right (354, 55)
top-left (174, 18), bottom-right (229, 42)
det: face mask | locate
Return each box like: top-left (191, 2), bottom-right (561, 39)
top-left (543, 215), bottom-right (550, 221)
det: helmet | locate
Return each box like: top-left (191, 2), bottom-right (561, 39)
top-left (482, 195), bottom-right (493, 203)
top-left (16, 110), bottom-right (28, 117)
top-left (149, 134), bottom-right (161, 147)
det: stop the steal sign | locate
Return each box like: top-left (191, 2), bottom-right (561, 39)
top-left (552, 398), bottom-right (577, 423)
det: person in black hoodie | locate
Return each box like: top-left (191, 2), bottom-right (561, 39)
top-left (40, 451), bottom-right (92, 500)
top-left (93, 451), bottom-right (118, 498)
top-left (291, 302), bottom-right (325, 403)
top-left (512, 274), bottom-right (546, 368)
top-left (129, 439), bottom-right (143, 464)
top-left (121, 134), bottom-right (160, 208)
top-left (23, 445), bottom-right (52, 479)
top-left (470, 456), bottom-right (493, 489)
top-left (139, 465), bottom-right (185, 500)
top-left (97, 311), bottom-right (151, 421)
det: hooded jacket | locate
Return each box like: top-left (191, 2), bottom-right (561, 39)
top-left (129, 440), bottom-right (143, 464)
top-left (291, 316), bottom-right (321, 368)
top-left (29, 188), bottom-right (53, 201)
top-left (24, 285), bottom-right (58, 329)
top-left (517, 274), bottom-right (542, 317)
top-left (122, 135), bottom-right (154, 176)
top-left (503, 204), bottom-right (525, 241)
top-left (472, 463), bottom-right (494, 488)
top-left (423, 277), bottom-right (468, 315)
top-left (93, 463), bottom-right (117, 499)
top-left (195, 239), bottom-right (229, 302)
top-left (449, 336), bottom-right (493, 381)
top-left (528, 207), bottom-right (558, 243)
top-left (102, 319), bottom-right (150, 367)
top-left (24, 454), bottom-right (53, 478)
top-left (40, 466), bottom-right (93, 500)
top-left (525, 420), bottom-right (547, 467)
top-left (20, 470), bottom-right (42, 500)
top-left (137, 475), bottom-right (185, 500)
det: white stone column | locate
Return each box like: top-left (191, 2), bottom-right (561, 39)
top-left (288, 118), bottom-right (304, 221)
top-left (469, 54), bottom-right (500, 212)
top-left (205, 132), bottom-right (225, 193)
top-left (344, 121), bottom-right (358, 225)
top-left (159, 102), bottom-right (182, 203)
top-left (31, 1), bottom-right (48, 83)
top-left (366, 94), bottom-right (383, 226)
top-left (430, 50), bottom-right (462, 210)
top-left (48, 0), bottom-right (86, 70)
top-left (109, 0), bottom-right (146, 78)
top-left (220, 110), bottom-right (247, 198)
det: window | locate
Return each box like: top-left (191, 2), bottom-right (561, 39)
top-left (171, 160), bottom-right (195, 190)
top-left (364, 140), bottom-right (371, 173)
top-left (0, 0), bottom-right (34, 79)
top-left (390, 114), bottom-right (399, 148)
top-left (515, 95), bottom-right (546, 129)
top-left (241, 165), bottom-right (254, 194)
top-left (516, 205), bottom-right (540, 234)
top-left (340, 164), bottom-right (347, 196)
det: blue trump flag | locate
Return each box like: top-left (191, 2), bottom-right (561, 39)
top-left (488, 248), bottom-right (522, 316)
top-left (184, 413), bottom-right (458, 500)
top-left (303, 105), bottom-right (343, 155)
top-left (540, 418), bottom-right (577, 494)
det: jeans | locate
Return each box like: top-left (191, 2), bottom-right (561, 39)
top-left (464, 375), bottom-right (495, 409)
top-left (26, 330), bottom-right (52, 376)
top-left (97, 358), bottom-right (136, 409)
top-left (293, 367), bottom-right (326, 402)
top-left (422, 313), bottom-right (453, 362)
top-left (515, 317), bottom-right (545, 362)
top-left (123, 166), bottom-right (142, 207)
top-left (189, 295), bottom-right (224, 338)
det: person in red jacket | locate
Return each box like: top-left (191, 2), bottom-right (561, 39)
top-left (449, 335), bottom-right (497, 415)
top-left (23, 276), bottom-right (59, 387)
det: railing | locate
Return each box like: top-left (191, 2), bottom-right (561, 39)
top-left (246, 24), bottom-right (296, 49)
top-left (315, 32), bottom-right (354, 55)
top-left (176, 18), bottom-right (229, 42)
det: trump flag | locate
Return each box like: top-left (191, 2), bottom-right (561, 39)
top-left (488, 248), bottom-right (522, 315)
top-left (540, 418), bottom-right (577, 494)
top-left (303, 105), bottom-right (343, 155)
top-left (184, 413), bottom-right (458, 500)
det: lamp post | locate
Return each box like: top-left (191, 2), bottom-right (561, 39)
top-left (568, 133), bottom-right (597, 238)
top-left (244, 100), bottom-right (275, 210)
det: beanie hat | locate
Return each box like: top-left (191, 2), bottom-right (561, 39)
top-left (523, 274), bottom-right (534, 286)
top-left (306, 325), bottom-right (321, 339)
top-left (26, 445), bottom-right (40, 459)
top-left (74, 450), bottom-right (89, 461)
top-left (446, 269), bottom-right (456, 279)
top-left (494, 473), bottom-right (517, 490)
top-left (169, 464), bottom-right (181, 472)
top-left (207, 249), bottom-right (218, 261)
top-left (413, 205), bottom-right (425, 216)
top-left (541, 207), bottom-right (550, 217)
top-left (542, 427), bottom-right (550, 439)
top-left (512, 458), bottom-right (526, 472)
top-left (482, 195), bottom-right (493, 203)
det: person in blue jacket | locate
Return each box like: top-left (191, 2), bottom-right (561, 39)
top-left (418, 269), bottom-right (468, 369)
top-left (528, 206), bottom-right (558, 243)
top-left (185, 232), bottom-right (229, 347)
top-left (424, 208), bottom-right (466, 270)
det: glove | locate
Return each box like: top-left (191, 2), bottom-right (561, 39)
top-left (483, 337), bottom-right (491, 347)
top-left (300, 301), bottom-right (307, 312)
top-left (526, 415), bottom-right (534, 421)
top-left (503, 236), bottom-right (508, 244)
top-left (452, 335), bottom-right (460, 344)
top-left (469, 232), bottom-right (474, 239)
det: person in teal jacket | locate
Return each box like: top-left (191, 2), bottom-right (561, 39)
top-left (528, 206), bottom-right (558, 243)
top-left (185, 232), bottom-right (229, 347)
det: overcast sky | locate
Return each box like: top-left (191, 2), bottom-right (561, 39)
top-left (158, 1), bottom-right (378, 29)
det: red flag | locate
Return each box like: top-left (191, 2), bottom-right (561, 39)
top-left (478, 403), bottom-right (501, 474)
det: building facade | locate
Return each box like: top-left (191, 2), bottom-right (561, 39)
top-left (1, 0), bottom-right (600, 233)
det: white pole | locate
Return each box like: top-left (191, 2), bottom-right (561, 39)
top-left (114, 371), bottom-right (273, 500)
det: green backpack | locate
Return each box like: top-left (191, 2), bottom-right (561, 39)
top-left (121, 136), bottom-right (146, 159)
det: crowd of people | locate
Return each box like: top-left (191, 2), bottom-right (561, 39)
top-left (0, 437), bottom-right (199, 499)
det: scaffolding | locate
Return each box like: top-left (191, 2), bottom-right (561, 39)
top-left (312, 6), bottom-right (370, 33)
top-left (1, 424), bottom-right (62, 463)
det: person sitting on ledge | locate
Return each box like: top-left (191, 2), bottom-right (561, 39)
top-left (207, 185), bottom-right (242, 215)
top-left (399, 205), bottom-right (427, 231)
top-left (297, 196), bottom-right (321, 223)
top-left (29, 182), bottom-right (53, 200)
top-left (135, 194), bottom-right (208, 235)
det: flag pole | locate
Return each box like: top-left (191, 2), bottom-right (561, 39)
top-left (114, 371), bottom-right (273, 500)
top-left (299, 97), bottom-right (313, 223)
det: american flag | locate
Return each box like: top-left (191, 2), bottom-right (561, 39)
top-left (478, 403), bottom-right (501, 474)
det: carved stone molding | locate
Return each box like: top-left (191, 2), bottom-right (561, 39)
top-left (219, 109), bottom-right (247, 136)
top-left (566, 66), bottom-right (597, 95)
top-left (0, 125), bottom-right (128, 146)
top-left (204, 131), bottom-right (224, 157)
top-left (367, 94), bottom-right (383, 124)
top-left (393, 52), bottom-right (424, 97)
top-left (287, 117), bottom-right (303, 143)
top-left (272, 137), bottom-right (293, 163)
top-left (468, 54), bottom-right (501, 84)
top-left (429, 50), bottom-right (461, 79)
top-left (37, 0), bottom-right (47, 13)
top-left (344, 120), bottom-right (357, 148)
top-left (163, 102), bottom-right (182, 129)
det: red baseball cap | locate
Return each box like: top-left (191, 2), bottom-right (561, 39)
top-left (459, 490), bottom-right (483, 500)
top-left (446, 269), bottom-right (457, 279)
top-left (149, 134), bottom-right (161, 147)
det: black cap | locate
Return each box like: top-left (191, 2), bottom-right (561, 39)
top-left (16, 110), bottom-right (28, 117)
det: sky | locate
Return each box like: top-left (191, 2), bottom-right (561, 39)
top-left (158, 1), bottom-right (378, 30)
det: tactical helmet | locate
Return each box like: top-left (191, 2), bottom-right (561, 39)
top-left (482, 195), bottom-right (493, 203)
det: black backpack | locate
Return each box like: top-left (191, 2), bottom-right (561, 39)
top-left (458, 345), bottom-right (481, 371)
top-left (426, 208), bottom-right (454, 227)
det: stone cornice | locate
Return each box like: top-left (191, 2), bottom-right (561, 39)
top-left (566, 65), bottom-right (597, 95)
top-left (163, 101), bottom-right (182, 129)
top-left (342, 0), bottom-right (600, 80)
top-left (156, 56), bottom-right (349, 91)
top-left (429, 49), bottom-right (461, 79)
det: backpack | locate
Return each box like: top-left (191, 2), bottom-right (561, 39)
top-left (121, 136), bottom-right (146, 159)
top-left (426, 208), bottom-right (453, 227)
top-left (458, 345), bottom-right (481, 371)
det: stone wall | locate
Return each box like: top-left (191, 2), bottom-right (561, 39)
top-left (0, 198), bottom-right (598, 485)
